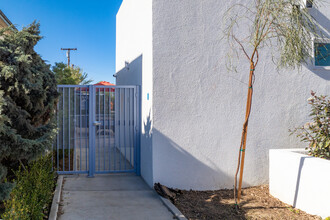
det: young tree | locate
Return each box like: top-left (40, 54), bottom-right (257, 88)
top-left (0, 22), bottom-right (59, 200)
top-left (53, 62), bottom-right (93, 85)
top-left (224, 0), bottom-right (325, 206)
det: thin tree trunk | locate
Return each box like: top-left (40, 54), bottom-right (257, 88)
top-left (235, 61), bottom-right (255, 204)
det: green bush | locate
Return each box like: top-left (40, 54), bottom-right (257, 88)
top-left (290, 91), bottom-right (330, 159)
top-left (1, 155), bottom-right (56, 220)
top-left (0, 22), bottom-right (59, 200)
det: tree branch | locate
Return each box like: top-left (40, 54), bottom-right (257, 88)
top-left (233, 35), bottom-right (250, 60)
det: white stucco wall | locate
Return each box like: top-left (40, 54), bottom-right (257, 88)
top-left (269, 149), bottom-right (330, 218)
top-left (116, 0), bottom-right (153, 186)
top-left (152, 0), bottom-right (330, 190)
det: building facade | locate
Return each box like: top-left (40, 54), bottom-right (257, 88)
top-left (0, 10), bottom-right (15, 29)
top-left (116, 0), bottom-right (330, 190)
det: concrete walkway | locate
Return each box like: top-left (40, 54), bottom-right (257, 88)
top-left (58, 174), bottom-right (174, 220)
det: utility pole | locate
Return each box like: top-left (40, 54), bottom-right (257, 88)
top-left (61, 48), bottom-right (77, 67)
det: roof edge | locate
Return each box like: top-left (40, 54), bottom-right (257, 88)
top-left (0, 9), bottom-right (17, 30)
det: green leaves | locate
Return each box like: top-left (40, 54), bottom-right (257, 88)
top-left (2, 155), bottom-right (55, 220)
top-left (0, 22), bottom-right (59, 200)
top-left (290, 91), bottom-right (330, 159)
top-left (224, 0), bottom-right (323, 70)
top-left (53, 62), bottom-right (93, 85)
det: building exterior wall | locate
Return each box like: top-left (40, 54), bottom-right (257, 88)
top-left (0, 19), bottom-right (8, 29)
top-left (0, 10), bottom-right (16, 37)
top-left (152, 0), bottom-right (330, 190)
top-left (116, 0), bottom-right (153, 186)
top-left (0, 10), bottom-right (12, 29)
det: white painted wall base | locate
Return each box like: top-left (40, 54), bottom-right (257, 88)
top-left (269, 149), bottom-right (330, 218)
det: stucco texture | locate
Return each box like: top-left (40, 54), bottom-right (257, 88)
top-left (151, 0), bottom-right (330, 190)
top-left (116, 0), bottom-right (330, 190)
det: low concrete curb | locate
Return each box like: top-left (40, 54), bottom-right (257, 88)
top-left (158, 196), bottom-right (187, 220)
top-left (49, 175), bottom-right (63, 220)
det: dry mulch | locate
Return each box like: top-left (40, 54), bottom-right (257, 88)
top-left (156, 184), bottom-right (321, 220)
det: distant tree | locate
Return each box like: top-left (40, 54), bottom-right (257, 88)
top-left (0, 22), bottom-right (59, 200)
top-left (224, 0), bottom-right (324, 206)
top-left (53, 62), bottom-right (93, 85)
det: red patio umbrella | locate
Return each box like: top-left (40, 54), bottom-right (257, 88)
top-left (94, 81), bottom-right (115, 86)
top-left (94, 81), bottom-right (115, 92)
top-left (79, 81), bottom-right (116, 92)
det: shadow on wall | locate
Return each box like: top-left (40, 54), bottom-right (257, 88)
top-left (141, 111), bottom-right (153, 187)
top-left (293, 156), bottom-right (306, 207)
top-left (114, 54), bottom-right (145, 179)
top-left (303, 62), bottom-right (330, 81)
top-left (115, 55), bottom-right (143, 86)
top-left (142, 114), bottom-right (247, 190)
top-left (310, 7), bottom-right (330, 38)
top-left (303, 58), bottom-right (330, 81)
top-left (303, 7), bottom-right (330, 80)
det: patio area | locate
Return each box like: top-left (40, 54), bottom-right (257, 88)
top-left (58, 174), bottom-right (174, 220)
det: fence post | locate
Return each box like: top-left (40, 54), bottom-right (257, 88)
top-left (134, 86), bottom-right (141, 176)
top-left (88, 85), bottom-right (95, 177)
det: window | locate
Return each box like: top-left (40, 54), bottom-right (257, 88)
top-left (313, 39), bottom-right (330, 68)
top-left (306, 0), bottom-right (313, 8)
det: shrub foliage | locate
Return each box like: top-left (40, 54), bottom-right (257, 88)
top-left (291, 91), bottom-right (330, 159)
top-left (1, 155), bottom-right (56, 220)
top-left (53, 62), bottom-right (92, 85)
top-left (0, 22), bottom-right (58, 200)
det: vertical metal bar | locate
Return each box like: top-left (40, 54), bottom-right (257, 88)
top-left (79, 88), bottom-right (82, 171)
top-left (133, 86), bottom-right (139, 174)
top-left (114, 88), bottom-right (117, 171)
top-left (123, 89), bottom-right (127, 170)
top-left (68, 88), bottom-right (71, 171)
top-left (119, 88), bottom-right (121, 170)
top-left (73, 87), bottom-right (76, 171)
top-left (108, 88), bottom-right (111, 171)
top-left (57, 87), bottom-right (59, 171)
top-left (137, 86), bottom-right (141, 175)
top-left (88, 85), bottom-right (95, 177)
top-left (133, 88), bottom-right (137, 172)
top-left (98, 88), bottom-right (100, 171)
top-left (129, 88), bottom-right (132, 167)
top-left (130, 89), bottom-right (135, 168)
top-left (86, 87), bottom-right (88, 171)
top-left (62, 87), bottom-right (65, 171)
top-left (103, 88), bottom-right (106, 170)
top-left (127, 88), bottom-right (131, 168)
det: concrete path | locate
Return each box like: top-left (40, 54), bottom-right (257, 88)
top-left (58, 174), bottom-right (175, 220)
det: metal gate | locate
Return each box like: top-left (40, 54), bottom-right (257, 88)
top-left (52, 85), bottom-right (140, 176)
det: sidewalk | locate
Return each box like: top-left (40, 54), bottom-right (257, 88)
top-left (58, 174), bottom-right (174, 220)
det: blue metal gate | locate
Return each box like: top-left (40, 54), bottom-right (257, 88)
top-left (53, 85), bottom-right (140, 176)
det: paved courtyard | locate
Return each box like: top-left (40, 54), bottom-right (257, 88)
top-left (58, 174), bottom-right (174, 220)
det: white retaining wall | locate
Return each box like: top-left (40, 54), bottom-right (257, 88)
top-left (269, 149), bottom-right (330, 218)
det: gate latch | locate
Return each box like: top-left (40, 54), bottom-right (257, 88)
top-left (93, 121), bottom-right (102, 126)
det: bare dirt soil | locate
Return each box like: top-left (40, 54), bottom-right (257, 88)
top-left (157, 184), bottom-right (321, 220)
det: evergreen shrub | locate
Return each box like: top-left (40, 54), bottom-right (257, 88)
top-left (1, 155), bottom-right (56, 220)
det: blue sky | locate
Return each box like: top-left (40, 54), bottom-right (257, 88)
top-left (1, 0), bottom-right (123, 84)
